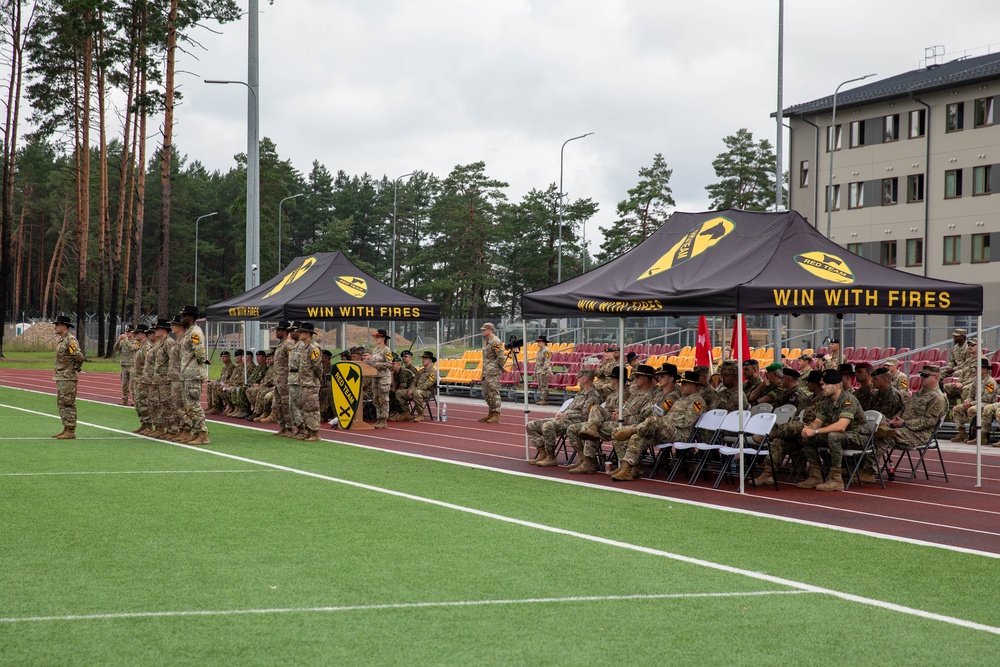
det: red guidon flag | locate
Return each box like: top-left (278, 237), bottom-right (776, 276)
top-left (730, 316), bottom-right (751, 362)
top-left (695, 316), bottom-right (713, 371)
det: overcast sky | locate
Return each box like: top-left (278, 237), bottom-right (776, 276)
top-left (176, 0), bottom-right (1000, 253)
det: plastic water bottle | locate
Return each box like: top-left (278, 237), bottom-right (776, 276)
top-left (440, 403), bottom-right (448, 422)
top-left (886, 459), bottom-right (895, 481)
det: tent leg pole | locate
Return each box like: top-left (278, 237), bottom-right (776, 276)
top-left (618, 318), bottom-right (625, 431)
top-left (523, 320), bottom-right (530, 459)
top-left (977, 313), bottom-right (983, 487)
top-left (738, 313), bottom-right (745, 495)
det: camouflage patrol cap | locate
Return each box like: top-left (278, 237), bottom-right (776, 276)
top-left (920, 364), bottom-right (941, 375)
top-left (578, 369), bottom-right (597, 380)
top-left (719, 363), bottom-right (739, 376)
top-left (953, 328), bottom-right (967, 336)
top-left (692, 365), bottom-right (710, 377)
top-left (885, 357), bottom-right (900, 366)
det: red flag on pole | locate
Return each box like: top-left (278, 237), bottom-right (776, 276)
top-left (730, 316), bottom-right (751, 362)
top-left (695, 316), bottom-right (712, 370)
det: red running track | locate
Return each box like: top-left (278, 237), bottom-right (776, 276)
top-left (3, 368), bottom-right (999, 556)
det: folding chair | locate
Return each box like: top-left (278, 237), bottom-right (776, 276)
top-left (711, 412), bottom-right (778, 490)
top-left (773, 404), bottom-right (797, 425)
top-left (890, 414), bottom-right (948, 483)
top-left (842, 410), bottom-right (884, 490)
top-left (550, 397), bottom-right (578, 463)
top-left (750, 403), bottom-right (773, 415)
top-left (649, 408), bottom-right (727, 480)
top-left (687, 410), bottom-right (751, 485)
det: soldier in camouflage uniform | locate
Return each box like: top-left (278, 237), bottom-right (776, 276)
top-left (882, 358), bottom-right (908, 394)
top-left (876, 365), bottom-right (947, 453)
top-left (852, 362), bottom-right (878, 411)
top-left (612, 370), bottom-right (705, 481)
top-left (148, 319), bottom-right (175, 439)
top-left (113, 325), bottom-right (138, 405)
top-left (292, 322), bottom-right (323, 441)
top-left (228, 350), bottom-right (253, 418)
top-left (566, 368), bottom-right (623, 471)
top-left (770, 368), bottom-right (802, 408)
top-left (798, 369), bottom-right (872, 491)
top-left (272, 322), bottom-right (294, 436)
top-left (394, 350), bottom-right (438, 423)
top-left (822, 340), bottom-right (841, 370)
top-left (654, 363), bottom-right (681, 410)
top-left (742, 359), bottom-right (762, 396)
top-left (250, 353), bottom-right (276, 421)
top-left (942, 329), bottom-right (975, 402)
top-left (142, 323), bottom-right (163, 435)
top-left (52, 315), bottom-right (85, 439)
top-left (953, 358), bottom-right (998, 443)
top-left (753, 370), bottom-right (825, 487)
top-left (178, 305), bottom-right (211, 445)
top-left (132, 325), bottom-right (152, 433)
top-left (869, 368), bottom-right (905, 424)
top-left (206, 350), bottom-right (233, 415)
top-left (368, 329), bottom-right (394, 429)
top-left (534, 335), bottom-right (553, 405)
top-left (479, 323), bottom-right (506, 423)
top-left (527, 369), bottom-right (601, 467)
top-left (166, 316), bottom-right (189, 441)
top-left (389, 356), bottom-right (417, 420)
top-left (286, 325), bottom-right (305, 437)
top-left (716, 362), bottom-right (748, 412)
top-left (748, 362), bottom-right (784, 405)
top-left (593, 347), bottom-right (619, 397)
top-left (570, 365), bottom-right (659, 471)
top-left (693, 365), bottom-right (718, 411)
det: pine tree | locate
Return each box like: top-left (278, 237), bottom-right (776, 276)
top-left (705, 128), bottom-right (785, 211)
top-left (597, 153), bottom-right (674, 264)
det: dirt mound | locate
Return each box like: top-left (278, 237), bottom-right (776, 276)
top-left (13, 322), bottom-right (59, 351)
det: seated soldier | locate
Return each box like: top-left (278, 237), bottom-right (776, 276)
top-left (693, 365), bottom-right (717, 411)
top-left (389, 356), bottom-right (417, 421)
top-left (869, 367), bottom-right (905, 426)
top-left (838, 362), bottom-right (856, 392)
top-left (526, 370), bottom-right (602, 467)
top-left (655, 362), bottom-right (681, 408)
top-left (742, 359), bottom-right (762, 396)
top-left (853, 362), bottom-right (877, 411)
top-left (611, 370), bottom-right (705, 482)
top-left (748, 362), bottom-right (785, 405)
top-left (797, 369), bottom-right (873, 491)
top-left (716, 361), bottom-right (748, 412)
top-left (394, 350), bottom-right (438, 423)
top-left (883, 358), bottom-right (909, 394)
top-left (875, 364), bottom-right (947, 455)
top-left (753, 369), bottom-right (825, 487)
top-left (957, 358), bottom-right (999, 444)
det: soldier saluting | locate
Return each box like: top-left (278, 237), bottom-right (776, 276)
top-left (52, 315), bottom-right (85, 439)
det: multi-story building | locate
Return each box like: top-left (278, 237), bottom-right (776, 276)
top-left (783, 51), bottom-right (1000, 350)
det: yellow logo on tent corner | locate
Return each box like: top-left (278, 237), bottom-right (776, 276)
top-left (637, 216), bottom-right (735, 281)
top-left (794, 251), bottom-right (855, 284)
top-left (335, 276), bottom-right (368, 299)
top-left (264, 257), bottom-right (318, 299)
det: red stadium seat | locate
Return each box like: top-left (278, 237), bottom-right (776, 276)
top-left (850, 347), bottom-right (866, 362)
top-left (866, 347), bottom-right (882, 362)
top-left (909, 374), bottom-right (922, 392)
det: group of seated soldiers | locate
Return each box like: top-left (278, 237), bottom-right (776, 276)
top-left (523, 328), bottom-right (992, 490)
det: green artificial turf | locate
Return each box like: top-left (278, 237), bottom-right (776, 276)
top-left (1, 386), bottom-right (998, 665)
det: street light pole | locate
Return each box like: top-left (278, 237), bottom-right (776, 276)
top-left (278, 193), bottom-right (304, 271)
top-left (558, 132), bottom-right (593, 283)
top-left (392, 172), bottom-right (415, 289)
top-left (194, 212), bottom-right (218, 308)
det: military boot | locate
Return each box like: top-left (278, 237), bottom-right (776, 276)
top-left (52, 428), bottom-right (67, 439)
top-left (188, 431), bottom-right (210, 446)
top-left (411, 414), bottom-right (425, 423)
top-left (485, 412), bottom-right (501, 424)
top-left (528, 449), bottom-right (547, 465)
top-left (375, 419), bottom-right (388, 429)
top-left (147, 427), bottom-right (166, 439)
top-left (611, 461), bottom-right (635, 482)
top-left (816, 469), bottom-right (845, 491)
top-left (205, 406), bottom-right (220, 415)
top-left (613, 426), bottom-right (638, 441)
top-left (477, 412), bottom-right (492, 422)
top-left (55, 428), bottom-right (76, 440)
top-left (568, 456), bottom-right (599, 474)
top-left (576, 425), bottom-right (602, 441)
top-left (260, 410), bottom-right (277, 423)
top-left (796, 465), bottom-right (825, 489)
top-left (753, 465), bottom-right (775, 487)
top-left (536, 451), bottom-right (559, 467)
top-left (950, 427), bottom-right (968, 443)
top-left (302, 430), bottom-right (320, 442)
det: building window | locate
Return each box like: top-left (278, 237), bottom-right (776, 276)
top-left (973, 165), bottom-right (992, 195)
top-left (975, 97), bottom-right (994, 128)
top-left (825, 184), bottom-right (841, 211)
top-left (890, 314), bottom-right (916, 350)
top-left (799, 160), bottom-right (809, 187)
top-left (906, 174), bottom-right (924, 203)
top-left (906, 238), bottom-right (923, 267)
top-left (909, 109), bottom-right (926, 138)
top-left (882, 177), bottom-right (898, 205)
top-left (945, 169), bottom-right (963, 198)
top-left (849, 120), bottom-right (866, 148)
top-left (880, 241), bottom-right (897, 267)
top-left (883, 114), bottom-right (899, 142)
top-left (827, 124), bottom-right (842, 152)
top-left (848, 182), bottom-right (864, 209)
top-left (973, 234), bottom-right (990, 263)
top-left (943, 235), bottom-right (961, 265)
top-left (946, 102), bottom-right (964, 132)
top-left (847, 243), bottom-right (862, 255)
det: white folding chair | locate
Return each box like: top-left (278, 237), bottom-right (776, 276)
top-left (773, 403), bottom-right (797, 425)
top-left (750, 403), bottom-right (774, 415)
top-left (842, 410), bottom-right (884, 490)
top-left (688, 410), bottom-right (751, 485)
top-left (712, 412), bottom-right (779, 490)
top-left (651, 409), bottom-right (727, 481)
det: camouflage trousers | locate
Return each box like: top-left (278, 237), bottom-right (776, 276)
top-left (145, 382), bottom-right (160, 426)
top-left (246, 385), bottom-right (269, 415)
top-left (482, 372), bottom-right (501, 412)
top-left (133, 378), bottom-right (149, 424)
top-left (289, 385), bottom-right (302, 429)
top-left (172, 380), bottom-right (191, 432)
top-left (802, 430), bottom-right (869, 469)
top-left (206, 383), bottom-right (224, 410)
top-left (183, 380), bottom-right (207, 434)
top-left (372, 377), bottom-right (390, 420)
top-left (56, 380), bottom-right (78, 429)
top-left (320, 385), bottom-right (334, 420)
top-left (944, 383), bottom-right (963, 403)
top-left (295, 385), bottom-right (320, 431)
top-left (969, 403), bottom-right (999, 434)
top-left (765, 421), bottom-right (809, 468)
top-left (619, 418), bottom-right (678, 466)
top-left (952, 403), bottom-right (974, 428)
top-left (159, 383), bottom-right (179, 432)
top-left (231, 386), bottom-right (249, 411)
top-left (120, 366), bottom-right (133, 403)
top-left (536, 371), bottom-right (551, 402)
top-left (525, 417), bottom-right (574, 454)
top-left (275, 383), bottom-right (290, 428)
top-left (389, 389), bottom-right (410, 416)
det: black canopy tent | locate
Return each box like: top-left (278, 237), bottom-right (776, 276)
top-left (520, 209), bottom-right (985, 489)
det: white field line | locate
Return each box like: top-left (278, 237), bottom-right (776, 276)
top-left (1, 402), bottom-right (999, 636)
top-left (0, 437), bottom-right (135, 441)
top-left (1, 393), bottom-right (999, 560)
top-left (0, 470), bottom-right (279, 477)
top-left (0, 590), bottom-right (810, 623)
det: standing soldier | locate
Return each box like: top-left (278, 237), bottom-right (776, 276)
top-left (369, 329), bottom-right (394, 429)
top-left (150, 319), bottom-right (175, 440)
top-left (286, 322), bottom-right (304, 437)
top-left (142, 321), bottom-right (162, 436)
top-left (534, 335), bottom-right (553, 405)
top-left (272, 322), bottom-right (293, 436)
top-left (132, 325), bottom-right (151, 433)
top-left (178, 305), bottom-right (211, 445)
top-left (52, 315), bottom-right (85, 439)
top-left (113, 325), bottom-right (138, 405)
top-left (294, 322), bottom-right (323, 441)
top-left (167, 315), bottom-right (189, 442)
top-left (479, 323), bottom-right (505, 423)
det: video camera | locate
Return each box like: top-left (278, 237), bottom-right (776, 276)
top-left (504, 335), bottom-right (524, 352)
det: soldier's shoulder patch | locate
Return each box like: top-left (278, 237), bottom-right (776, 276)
top-left (843, 400), bottom-right (851, 406)
top-left (192, 334), bottom-right (200, 345)
top-left (901, 378), bottom-right (908, 388)
top-left (663, 399), bottom-right (674, 411)
top-left (311, 348), bottom-right (320, 360)
top-left (693, 400), bottom-right (703, 413)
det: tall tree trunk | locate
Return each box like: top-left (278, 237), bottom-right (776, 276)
top-left (157, 0), bottom-right (179, 318)
top-left (131, 58), bottom-right (148, 324)
top-left (13, 194), bottom-right (28, 314)
top-left (96, 16), bottom-right (109, 356)
top-left (75, 18), bottom-right (93, 349)
top-left (1, 0), bottom-right (25, 357)
top-left (44, 204), bottom-right (71, 319)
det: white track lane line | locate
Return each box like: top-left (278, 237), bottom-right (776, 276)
top-left (0, 590), bottom-right (810, 623)
top-left (0, 470), bottom-right (279, 477)
top-left (1, 401), bottom-right (999, 636)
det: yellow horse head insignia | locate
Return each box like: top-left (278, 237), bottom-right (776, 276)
top-left (794, 251), bottom-right (855, 284)
top-left (637, 216), bottom-right (735, 281)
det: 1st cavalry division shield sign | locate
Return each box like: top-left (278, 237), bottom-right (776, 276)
top-left (332, 362), bottom-right (363, 429)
